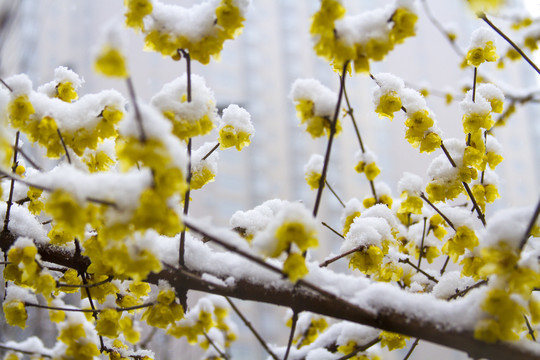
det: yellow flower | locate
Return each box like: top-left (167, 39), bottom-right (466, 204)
top-left (8, 95), bottom-right (35, 129)
top-left (96, 309), bottom-right (121, 338)
top-left (380, 331), bottom-right (409, 350)
top-left (283, 252), bottom-right (309, 282)
top-left (390, 8), bottom-right (418, 44)
top-left (219, 125), bottom-right (252, 151)
top-left (3, 300), bottom-right (27, 328)
top-left (95, 46), bottom-right (128, 78)
top-left (349, 245), bottom-right (383, 275)
top-left (272, 221), bottom-right (318, 258)
top-left (45, 190), bottom-right (88, 241)
top-left (343, 211), bottom-right (361, 236)
top-left (124, 0), bottom-right (153, 31)
top-left (191, 166), bottom-right (216, 190)
top-left (475, 288), bottom-right (524, 342)
top-left (305, 170), bottom-right (321, 190)
top-left (56, 82), bottom-right (78, 102)
top-left (375, 91), bottom-right (402, 120)
top-left (442, 226), bottom-right (478, 262)
top-left (466, 41), bottom-right (498, 67)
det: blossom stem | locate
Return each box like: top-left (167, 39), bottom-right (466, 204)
top-left (202, 142), bottom-right (220, 160)
top-left (13, 145), bottom-right (42, 171)
top-left (313, 61), bottom-right (349, 218)
top-left (2, 131), bottom-right (19, 234)
top-left (439, 256), bottom-right (450, 275)
top-left (0, 78), bottom-right (13, 92)
top-left (417, 217), bottom-right (427, 269)
top-left (402, 338), bottom-right (420, 360)
top-left (126, 76), bottom-right (147, 143)
top-left (325, 180), bottom-right (345, 208)
top-left (419, 193), bottom-right (456, 231)
top-left (518, 196), bottom-right (540, 251)
top-left (225, 297), bottom-right (280, 360)
top-left (480, 13), bottom-right (540, 76)
top-left (179, 138), bottom-right (192, 268)
top-left (283, 310), bottom-right (298, 360)
top-left (447, 280), bottom-right (488, 300)
top-left (439, 143), bottom-right (456, 167)
top-left (0, 343), bottom-right (52, 358)
top-left (56, 275), bottom-right (113, 288)
top-left (472, 67), bottom-right (477, 103)
top-left (56, 128), bottom-right (72, 164)
top-left (203, 331), bottom-right (230, 360)
top-left (420, 0), bottom-right (464, 57)
top-left (81, 271), bottom-right (105, 352)
top-left (319, 245), bottom-right (364, 268)
top-left (398, 258), bottom-right (439, 283)
top-left (178, 49), bottom-right (192, 102)
top-left (462, 182), bottom-right (486, 226)
top-left (524, 315), bottom-right (536, 341)
top-left (321, 221), bottom-right (345, 240)
top-left (343, 82), bottom-right (365, 153)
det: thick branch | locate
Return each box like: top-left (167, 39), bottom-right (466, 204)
top-left (25, 235), bottom-right (540, 360)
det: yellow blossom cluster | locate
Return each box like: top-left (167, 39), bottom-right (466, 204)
top-left (124, 0), bottom-right (248, 64)
top-left (310, 0), bottom-right (417, 73)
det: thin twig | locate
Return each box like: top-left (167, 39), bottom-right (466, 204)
top-left (462, 182), bottom-right (486, 226)
top-left (320, 245), bottom-right (363, 268)
top-left (524, 315), bottom-right (536, 341)
top-left (56, 275), bottom-right (113, 289)
top-left (402, 338), bottom-right (420, 360)
top-left (480, 13), bottom-right (540, 76)
top-left (202, 142), bottom-right (220, 161)
top-left (398, 258), bottom-right (439, 283)
top-left (81, 270), bottom-right (105, 351)
top-left (440, 256), bottom-right (450, 276)
top-left (325, 180), bottom-right (345, 208)
top-left (417, 217), bottom-right (427, 269)
top-left (3, 131), bottom-right (19, 233)
top-left (225, 297), bottom-right (279, 360)
top-left (321, 221), bottom-right (345, 240)
top-left (179, 138), bottom-right (192, 268)
top-left (203, 332), bottom-right (229, 360)
top-left (283, 310), bottom-right (298, 360)
top-left (178, 49), bottom-right (192, 102)
top-left (420, 0), bottom-right (465, 58)
top-left (343, 83), bottom-right (365, 153)
top-left (440, 143), bottom-right (457, 168)
top-left (447, 280), bottom-right (488, 301)
top-left (126, 77), bottom-right (147, 143)
top-left (472, 67), bottom-right (477, 103)
top-left (0, 343), bottom-right (52, 358)
top-left (519, 197), bottom-right (540, 251)
top-left (0, 78), bottom-right (13, 92)
top-left (420, 193), bottom-right (456, 231)
top-left (13, 145), bottom-right (42, 171)
top-left (313, 61), bottom-right (349, 218)
top-left (56, 128), bottom-right (71, 164)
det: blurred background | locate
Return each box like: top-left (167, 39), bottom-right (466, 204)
top-left (0, 0), bottom-right (538, 359)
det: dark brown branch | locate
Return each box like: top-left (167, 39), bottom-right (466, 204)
top-left (519, 197), bottom-right (540, 251)
top-left (313, 61), bottom-right (349, 218)
top-left (284, 310), bottom-right (298, 360)
top-left (480, 14), bottom-right (540, 76)
top-left (56, 275), bottom-right (113, 288)
top-left (403, 338), bottom-right (420, 360)
top-left (447, 280), bottom-right (488, 301)
top-left (13, 145), bottom-right (42, 171)
top-left (0, 78), bottom-right (13, 92)
top-left (179, 138), bottom-right (192, 268)
top-left (203, 332), bottom-right (229, 360)
top-left (21, 231), bottom-right (540, 360)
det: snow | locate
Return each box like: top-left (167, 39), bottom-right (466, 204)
top-left (37, 66), bottom-right (84, 98)
top-left (290, 78), bottom-right (337, 118)
top-left (304, 154), bottom-right (324, 174)
top-left (4, 283), bottom-right (37, 303)
top-left (397, 172), bottom-right (424, 194)
top-left (468, 27), bottom-right (497, 49)
top-left (220, 104), bottom-right (254, 134)
top-left (0, 203), bottom-right (48, 244)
